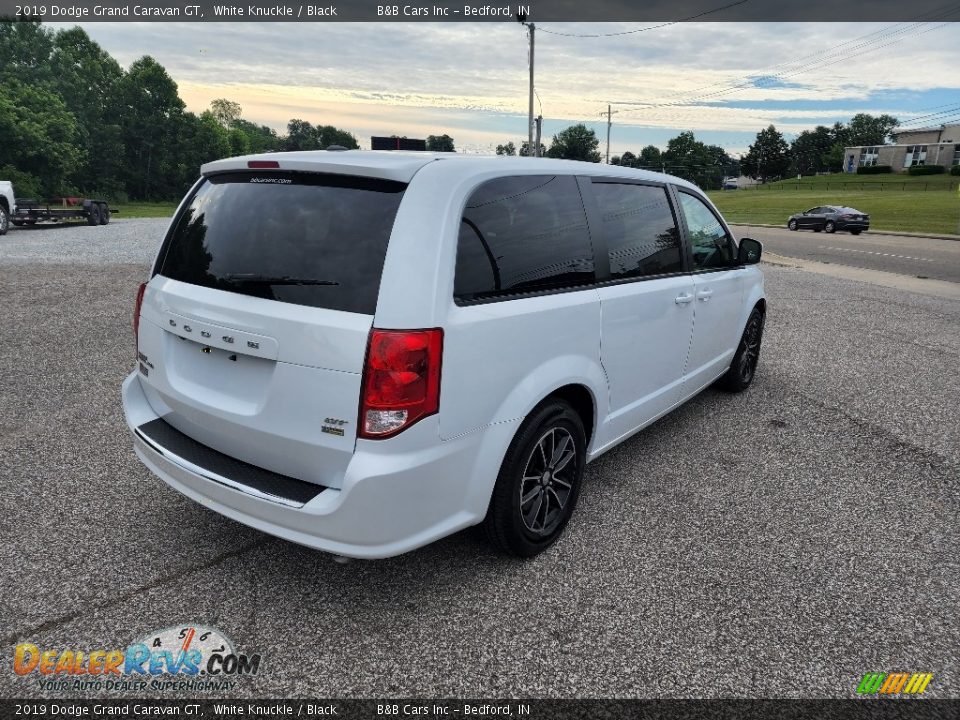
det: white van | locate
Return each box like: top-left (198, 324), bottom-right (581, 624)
top-left (122, 151), bottom-right (765, 559)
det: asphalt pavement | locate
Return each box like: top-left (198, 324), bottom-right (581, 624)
top-left (1, 220), bottom-right (957, 699)
top-left (732, 224), bottom-right (960, 283)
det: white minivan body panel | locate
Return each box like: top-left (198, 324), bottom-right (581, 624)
top-left (136, 279), bottom-right (370, 489)
top-left (683, 269), bottom-right (745, 390)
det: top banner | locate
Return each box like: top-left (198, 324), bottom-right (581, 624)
top-left (2, 0), bottom-right (960, 22)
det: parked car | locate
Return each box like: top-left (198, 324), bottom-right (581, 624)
top-left (787, 205), bottom-right (869, 234)
top-left (122, 151), bottom-right (766, 559)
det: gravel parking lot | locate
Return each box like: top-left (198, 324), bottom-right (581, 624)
top-left (1, 220), bottom-right (957, 698)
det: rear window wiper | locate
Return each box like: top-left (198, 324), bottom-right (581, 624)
top-left (223, 274), bottom-right (339, 286)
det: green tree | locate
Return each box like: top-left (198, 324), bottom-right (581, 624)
top-left (230, 119), bottom-right (282, 154)
top-left (427, 134), bottom-right (455, 152)
top-left (0, 79), bottom-right (82, 195)
top-left (546, 124), bottom-right (601, 162)
top-left (639, 145), bottom-right (662, 167)
top-left (790, 126), bottom-right (835, 176)
top-left (116, 56), bottom-right (186, 199)
top-left (846, 113), bottom-right (899, 146)
top-left (50, 27), bottom-right (124, 196)
top-left (496, 141), bottom-right (516, 156)
top-left (519, 140), bottom-right (546, 157)
top-left (741, 125), bottom-right (790, 181)
top-left (0, 20), bottom-right (54, 87)
top-left (619, 150), bottom-right (637, 167)
top-left (210, 98), bottom-right (242, 128)
top-left (285, 119), bottom-right (319, 151)
top-left (316, 125), bottom-right (359, 149)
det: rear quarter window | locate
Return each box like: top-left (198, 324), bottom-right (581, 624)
top-left (454, 174), bottom-right (595, 302)
top-left (157, 172), bottom-right (406, 315)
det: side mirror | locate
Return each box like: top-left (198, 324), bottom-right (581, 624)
top-left (738, 237), bottom-right (762, 265)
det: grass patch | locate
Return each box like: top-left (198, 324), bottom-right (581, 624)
top-left (111, 202), bottom-right (178, 219)
top-left (709, 187), bottom-right (960, 235)
top-left (754, 173), bottom-right (959, 190)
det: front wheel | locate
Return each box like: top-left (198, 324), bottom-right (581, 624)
top-left (86, 203), bottom-right (101, 226)
top-left (787, 219), bottom-right (798, 231)
top-left (719, 308), bottom-right (765, 393)
top-left (483, 400), bottom-right (586, 557)
top-left (0, 204), bottom-right (8, 235)
top-left (99, 203), bottom-right (110, 225)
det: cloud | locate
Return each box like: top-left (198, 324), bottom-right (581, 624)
top-left (58, 20), bottom-right (960, 150)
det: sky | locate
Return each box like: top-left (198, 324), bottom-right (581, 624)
top-left (57, 21), bottom-right (960, 157)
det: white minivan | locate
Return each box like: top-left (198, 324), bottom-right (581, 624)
top-left (122, 151), bottom-right (765, 559)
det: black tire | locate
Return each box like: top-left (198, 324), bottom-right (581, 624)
top-left (719, 307), bottom-right (765, 393)
top-left (0, 203), bottom-right (8, 236)
top-left (787, 219), bottom-right (798, 231)
top-left (99, 203), bottom-right (110, 225)
top-left (813, 227), bottom-right (822, 232)
top-left (824, 220), bottom-right (836, 233)
top-left (850, 229), bottom-right (861, 235)
top-left (483, 400), bottom-right (586, 558)
top-left (87, 203), bottom-right (101, 226)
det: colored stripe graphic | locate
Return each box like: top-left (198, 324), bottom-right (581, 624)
top-left (857, 673), bottom-right (886, 694)
top-left (857, 672), bottom-right (933, 694)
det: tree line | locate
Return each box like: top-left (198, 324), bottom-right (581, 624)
top-left (495, 112), bottom-right (901, 189)
top-left (0, 21), bottom-right (365, 201)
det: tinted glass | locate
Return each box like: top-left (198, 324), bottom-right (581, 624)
top-left (591, 181), bottom-right (682, 279)
top-left (158, 172), bottom-right (406, 315)
top-left (454, 175), bottom-right (594, 301)
top-left (678, 192), bottom-right (735, 271)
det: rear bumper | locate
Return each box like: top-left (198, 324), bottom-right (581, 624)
top-left (122, 372), bottom-right (515, 558)
top-left (837, 220), bottom-right (869, 230)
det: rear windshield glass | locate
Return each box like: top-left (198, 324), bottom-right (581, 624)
top-left (157, 171), bottom-right (406, 315)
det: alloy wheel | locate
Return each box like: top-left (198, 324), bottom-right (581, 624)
top-left (519, 427), bottom-right (577, 536)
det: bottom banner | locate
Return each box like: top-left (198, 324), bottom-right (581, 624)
top-left (2, 699), bottom-right (957, 720)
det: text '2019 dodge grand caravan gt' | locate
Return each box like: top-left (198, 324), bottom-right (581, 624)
top-left (122, 151), bottom-right (766, 559)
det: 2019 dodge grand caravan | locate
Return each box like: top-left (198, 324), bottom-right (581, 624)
top-left (122, 151), bottom-right (766, 559)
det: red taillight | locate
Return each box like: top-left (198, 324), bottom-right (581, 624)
top-left (248, 160), bottom-right (280, 168)
top-left (134, 282), bottom-right (147, 357)
top-left (359, 328), bottom-right (443, 439)
top-left (840, 214), bottom-right (853, 219)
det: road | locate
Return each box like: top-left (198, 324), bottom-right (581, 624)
top-left (733, 224), bottom-right (960, 283)
top-left (1, 220), bottom-right (958, 699)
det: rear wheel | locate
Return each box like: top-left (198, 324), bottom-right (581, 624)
top-left (0, 204), bottom-right (8, 235)
top-left (787, 219), bottom-right (798, 231)
top-left (719, 307), bottom-right (765, 393)
top-left (483, 400), bottom-right (586, 557)
top-left (850, 229), bottom-right (861, 235)
top-left (98, 202), bottom-right (110, 225)
top-left (825, 220), bottom-right (836, 233)
top-left (87, 203), bottom-right (101, 226)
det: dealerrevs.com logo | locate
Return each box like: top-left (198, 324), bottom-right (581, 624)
top-left (13, 625), bottom-right (262, 693)
top-left (856, 672), bottom-right (934, 695)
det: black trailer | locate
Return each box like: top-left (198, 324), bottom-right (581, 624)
top-left (12, 196), bottom-right (113, 227)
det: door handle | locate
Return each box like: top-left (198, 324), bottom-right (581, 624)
top-left (675, 293), bottom-right (694, 305)
top-left (696, 289), bottom-right (713, 301)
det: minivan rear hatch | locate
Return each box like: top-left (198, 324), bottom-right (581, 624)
top-left (135, 170), bottom-right (406, 490)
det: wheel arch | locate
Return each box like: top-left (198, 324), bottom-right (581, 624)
top-left (541, 383), bottom-right (597, 450)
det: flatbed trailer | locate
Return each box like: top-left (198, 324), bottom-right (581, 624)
top-left (11, 196), bottom-right (113, 227)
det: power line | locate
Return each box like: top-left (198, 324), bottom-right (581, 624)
top-left (537, 0), bottom-right (749, 38)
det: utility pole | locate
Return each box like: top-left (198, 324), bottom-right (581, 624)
top-left (518, 13), bottom-right (536, 157)
top-left (599, 104), bottom-right (619, 164)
